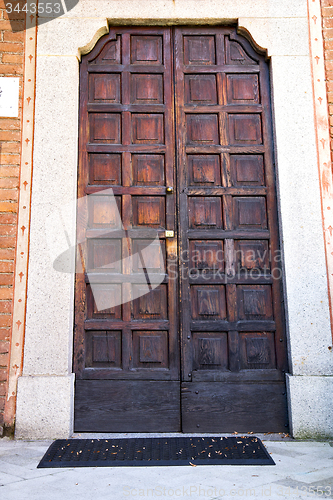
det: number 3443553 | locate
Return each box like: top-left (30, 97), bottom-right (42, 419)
top-left (5, 3), bottom-right (62, 14)
top-left (277, 485), bottom-right (332, 496)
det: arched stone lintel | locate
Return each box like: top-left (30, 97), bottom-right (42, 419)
top-left (237, 23), bottom-right (269, 60)
top-left (77, 18), bottom-right (270, 61)
top-left (78, 23), bottom-right (109, 60)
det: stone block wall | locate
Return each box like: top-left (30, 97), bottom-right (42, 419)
top-left (0, 0), bottom-right (331, 438)
top-left (0, 0), bottom-right (25, 436)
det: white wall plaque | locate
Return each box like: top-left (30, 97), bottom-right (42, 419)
top-left (0, 77), bottom-right (20, 118)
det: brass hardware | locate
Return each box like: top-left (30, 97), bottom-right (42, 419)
top-left (168, 238), bottom-right (177, 257)
top-left (166, 186), bottom-right (173, 193)
top-left (165, 230), bottom-right (174, 238)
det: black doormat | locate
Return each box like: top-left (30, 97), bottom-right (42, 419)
top-left (37, 436), bottom-right (274, 467)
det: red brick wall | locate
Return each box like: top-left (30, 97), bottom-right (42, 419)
top-left (0, 1), bottom-right (25, 435)
top-left (322, 0), bottom-right (333, 156)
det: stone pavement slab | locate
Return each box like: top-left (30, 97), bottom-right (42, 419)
top-left (0, 437), bottom-right (332, 500)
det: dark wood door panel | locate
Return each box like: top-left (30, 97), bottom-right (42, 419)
top-left (74, 27), bottom-right (179, 431)
top-left (181, 382), bottom-right (288, 432)
top-left (75, 380), bottom-right (180, 432)
top-left (74, 26), bottom-right (288, 433)
top-left (174, 26), bottom-right (288, 430)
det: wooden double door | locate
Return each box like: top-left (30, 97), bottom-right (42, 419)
top-left (74, 26), bottom-right (289, 432)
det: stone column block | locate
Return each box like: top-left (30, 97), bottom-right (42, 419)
top-left (15, 375), bottom-right (75, 439)
top-left (286, 374), bottom-right (333, 439)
